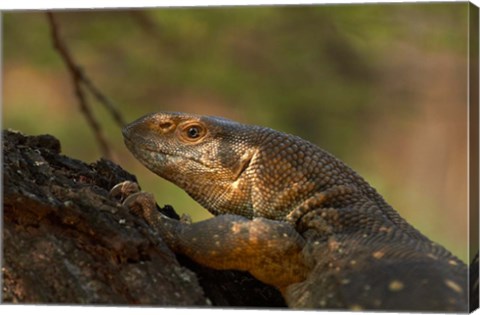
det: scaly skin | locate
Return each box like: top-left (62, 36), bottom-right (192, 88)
top-left (115, 112), bottom-right (468, 311)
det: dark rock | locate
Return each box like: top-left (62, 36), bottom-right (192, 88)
top-left (2, 129), bottom-right (205, 305)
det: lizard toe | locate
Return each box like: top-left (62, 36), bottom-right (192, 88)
top-left (109, 180), bottom-right (140, 202)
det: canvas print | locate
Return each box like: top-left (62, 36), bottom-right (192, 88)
top-left (2, 2), bottom-right (479, 312)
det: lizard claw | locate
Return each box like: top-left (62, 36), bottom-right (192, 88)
top-left (122, 191), bottom-right (181, 248)
top-left (123, 191), bottom-right (157, 219)
top-left (110, 181), bottom-right (167, 228)
top-left (109, 180), bottom-right (140, 203)
top-left (111, 181), bottom-right (180, 231)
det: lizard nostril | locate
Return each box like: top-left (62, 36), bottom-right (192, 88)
top-left (158, 121), bottom-right (174, 132)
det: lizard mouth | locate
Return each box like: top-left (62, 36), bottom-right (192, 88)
top-left (123, 136), bottom-right (213, 171)
top-left (124, 136), bottom-right (166, 156)
top-left (123, 129), bottom-right (253, 180)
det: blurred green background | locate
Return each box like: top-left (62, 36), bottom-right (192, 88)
top-left (3, 3), bottom-right (470, 262)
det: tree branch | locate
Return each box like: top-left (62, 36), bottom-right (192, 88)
top-left (46, 11), bottom-right (126, 160)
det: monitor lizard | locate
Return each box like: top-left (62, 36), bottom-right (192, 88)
top-left (111, 111), bottom-right (468, 311)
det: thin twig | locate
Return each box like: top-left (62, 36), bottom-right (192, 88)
top-left (81, 73), bottom-right (126, 127)
top-left (46, 11), bottom-right (126, 159)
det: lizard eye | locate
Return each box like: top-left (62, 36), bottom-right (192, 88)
top-left (187, 126), bottom-right (201, 139)
top-left (179, 123), bottom-right (206, 142)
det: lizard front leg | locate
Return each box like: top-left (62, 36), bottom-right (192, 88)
top-left (111, 181), bottom-right (310, 293)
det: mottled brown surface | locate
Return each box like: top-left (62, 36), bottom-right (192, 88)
top-left (2, 129), bottom-right (285, 307)
top-left (122, 112), bottom-right (470, 311)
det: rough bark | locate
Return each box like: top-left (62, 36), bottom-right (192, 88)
top-left (2, 129), bottom-right (285, 307)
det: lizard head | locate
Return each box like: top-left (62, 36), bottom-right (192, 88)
top-left (122, 112), bottom-right (260, 217)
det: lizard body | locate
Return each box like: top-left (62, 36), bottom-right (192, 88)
top-left (116, 112), bottom-right (468, 311)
